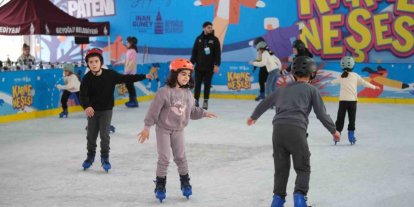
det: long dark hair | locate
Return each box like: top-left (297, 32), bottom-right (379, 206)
top-left (341, 68), bottom-right (352, 78)
top-left (126, 36), bottom-right (138, 52)
top-left (166, 69), bottom-right (195, 89)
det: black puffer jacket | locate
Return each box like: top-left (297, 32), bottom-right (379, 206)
top-left (190, 31), bottom-right (221, 71)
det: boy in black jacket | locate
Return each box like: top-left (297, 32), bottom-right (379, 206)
top-left (190, 21), bottom-right (221, 110)
top-left (80, 48), bottom-right (152, 172)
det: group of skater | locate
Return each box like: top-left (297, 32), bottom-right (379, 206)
top-left (53, 21), bottom-right (379, 207)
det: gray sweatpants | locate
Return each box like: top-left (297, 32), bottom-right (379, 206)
top-left (273, 124), bottom-right (311, 197)
top-left (86, 110), bottom-right (112, 158)
top-left (155, 125), bottom-right (188, 177)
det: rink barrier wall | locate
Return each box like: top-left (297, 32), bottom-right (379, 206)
top-left (1, 62), bottom-right (413, 123)
top-left (0, 95), bottom-right (155, 123)
top-left (1, 94), bottom-right (413, 124)
top-left (210, 94), bottom-right (414, 105)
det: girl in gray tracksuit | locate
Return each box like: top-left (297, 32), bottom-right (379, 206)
top-left (138, 58), bottom-right (216, 202)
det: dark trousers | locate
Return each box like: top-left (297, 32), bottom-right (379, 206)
top-left (258, 66), bottom-right (268, 93)
top-left (125, 82), bottom-right (137, 99)
top-left (273, 124), bottom-right (310, 197)
top-left (86, 110), bottom-right (113, 158)
top-left (335, 101), bottom-right (357, 132)
top-left (61, 90), bottom-right (80, 111)
top-left (194, 69), bottom-right (214, 100)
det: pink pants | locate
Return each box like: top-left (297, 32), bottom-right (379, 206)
top-left (156, 126), bottom-right (188, 177)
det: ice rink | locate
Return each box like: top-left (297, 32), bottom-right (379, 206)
top-left (1, 99), bottom-right (413, 207)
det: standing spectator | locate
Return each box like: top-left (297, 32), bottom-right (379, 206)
top-left (190, 21), bottom-right (221, 110)
top-left (17, 43), bottom-right (35, 67)
top-left (124, 36), bottom-right (139, 108)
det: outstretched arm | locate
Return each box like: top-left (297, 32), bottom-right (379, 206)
top-left (249, 90), bottom-right (278, 123)
top-left (357, 75), bottom-right (378, 89)
top-left (114, 70), bottom-right (147, 84)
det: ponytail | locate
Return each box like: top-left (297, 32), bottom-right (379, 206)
top-left (341, 68), bottom-right (351, 78)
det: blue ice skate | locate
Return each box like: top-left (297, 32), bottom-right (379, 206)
top-left (109, 125), bottom-right (115, 133)
top-left (82, 155), bottom-right (95, 170)
top-left (101, 157), bottom-right (111, 172)
top-left (271, 195), bottom-right (286, 207)
top-left (125, 99), bottom-right (139, 108)
top-left (255, 92), bottom-right (265, 101)
top-left (180, 174), bottom-right (192, 199)
top-left (348, 131), bottom-right (356, 145)
top-left (294, 192), bottom-right (308, 207)
top-left (59, 109), bottom-right (68, 118)
top-left (154, 177), bottom-right (166, 202)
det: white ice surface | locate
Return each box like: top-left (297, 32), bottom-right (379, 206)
top-left (1, 99), bottom-right (414, 207)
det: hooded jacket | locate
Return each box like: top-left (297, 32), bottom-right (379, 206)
top-left (190, 31), bottom-right (221, 71)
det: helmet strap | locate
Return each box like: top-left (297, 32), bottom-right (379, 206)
top-left (91, 68), bottom-right (102, 76)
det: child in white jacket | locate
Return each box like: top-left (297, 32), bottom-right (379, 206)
top-left (56, 64), bottom-right (80, 118)
top-left (331, 56), bottom-right (379, 145)
top-left (250, 41), bottom-right (282, 97)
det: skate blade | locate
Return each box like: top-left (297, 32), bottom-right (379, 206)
top-left (156, 196), bottom-right (165, 203)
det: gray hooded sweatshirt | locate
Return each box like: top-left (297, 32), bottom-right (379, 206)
top-left (144, 87), bottom-right (206, 130)
top-left (251, 81), bottom-right (336, 134)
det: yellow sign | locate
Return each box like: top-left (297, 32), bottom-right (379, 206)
top-left (227, 72), bottom-right (251, 91)
top-left (12, 85), bottom-right (33, 110)
top-left (297, 0), bottom-right (414, 62)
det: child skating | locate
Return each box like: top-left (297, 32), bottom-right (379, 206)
top-left (56, 64), bottom-right (80, 118)
top-left (138, 58), bottom-right (216, 202)
top-left (247, 56), bottom-right (340, 207)
top-left (79, 48), bottom-right (152, 172)
top-left (331, 56), bottom-right (379, 145)
top-left (124, 36), bottom-right (140, 108)
top-left (249, 40), bottom-right (282, 98)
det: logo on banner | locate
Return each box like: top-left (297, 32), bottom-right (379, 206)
top-left (0, 26), bottom-right (21, 34)
top-left (55, 26), bottom-right (99, 35)
top-left (165, 20), bottom-right (183, 33)
top-left (132, 10), bottom-right (183, 34)
top-left (67, 0), bottom-right (115, 18)
top-left (297, 0), bottom-right (414, 62)
top-left (12, 85), bottom-right (33, 110)
top-left (132, 14), bottom-right (154, 33)
top-left (227, 72), bottom-right (251, 91)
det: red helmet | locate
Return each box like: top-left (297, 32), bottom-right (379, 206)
top-left (85, 48), bottom-right (103, 63)
top-left (169, 58), bottom-right (194, 71)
